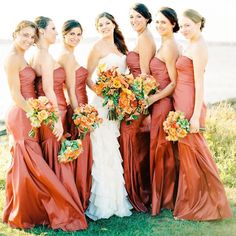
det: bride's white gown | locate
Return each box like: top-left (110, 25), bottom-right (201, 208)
top-left (86, 53), bottom-right (132, 220)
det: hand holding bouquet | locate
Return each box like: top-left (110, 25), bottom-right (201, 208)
top-left (26, 96), bottom-right (58, 137)
top-left (72, 104), bottom-right (103, 139)
top-left (163, 111), bottom-right (205, 141)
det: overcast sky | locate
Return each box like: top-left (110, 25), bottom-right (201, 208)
top-left (0, 0), bottom-right (235, 42)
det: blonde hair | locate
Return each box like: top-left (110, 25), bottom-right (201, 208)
top-left (13, 20), bottom-right (38, 40)
top-left (183, 9), bottom-right (205, 31)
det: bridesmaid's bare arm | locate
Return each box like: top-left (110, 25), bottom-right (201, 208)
top-left (148, 41), bottom-right (178, 105)
top-left (86, 44), bottom-right (101, 92)
top-left (59, 53), bottom-right (78, 110)
top-left (190, 44), bottom-right (208, 132)
top-left (41, 52), bottom-right (63, 140)
top-left (5, 55), bottom-right (30, 112)
top-left (138, 32), bottom-right (156, 75)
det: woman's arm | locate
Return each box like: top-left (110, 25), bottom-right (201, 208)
top-left (41, 52), bottom-right (63, 140)
top-left (59, 54), bottom-right (78, 110)
top-left (86, 44), bottom-right (101, 92)
top-left (5, 55), bottom-right (30, 112)
top-left (148, 42), bottom-right (178, 106)
top-left (190, 45), bottom-right (208, 132)
top-left (138, 32), bottom-right (155, 74)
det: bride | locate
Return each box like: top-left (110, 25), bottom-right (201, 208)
top-left (86, 12), bottom-right (132, 220)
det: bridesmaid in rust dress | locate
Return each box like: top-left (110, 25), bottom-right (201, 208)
top-left (3, 20), bottom-right (87, 231)
top-left (31, 16), bottom-right (87, 220)
top-left (148, 7), bottom-right (179, 216)
top-left (58, 19), bottom-right (92, 211)
top-left (120, 3), bottom-right (156, 212)
top-left (173, 9), bottom-right (232, 220)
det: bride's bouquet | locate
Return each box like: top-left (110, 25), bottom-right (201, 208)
top-left (95, 63), bottom-right (129, 120)
top-left (72, 103), bottom-right (103, 140)
top-left (58, 138), bottom-right (83, 163)
top-left (163, 111), bottom-right (205, 141)
top-left (26, 96), bottom-right (58, 138)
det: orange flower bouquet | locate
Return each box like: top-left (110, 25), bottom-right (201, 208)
top-left (95, 63), bottom-right (129, 120)
top-left (163, 111), bottom-right (205, 141)
top-left (58, 139), bottom-right (83, 163)
top-left (26, 96), bottom-right (58, 137)
top-left (72, 104), bottom-right (103, 139)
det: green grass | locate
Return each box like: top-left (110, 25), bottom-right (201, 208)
top-left (0, 102), bottom-right (236, 236)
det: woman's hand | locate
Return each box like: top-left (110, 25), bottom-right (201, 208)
top-left (53, 119), bottom-right (64, 141)
top-left (189, 116), bottom-right (200, 133)
top-left (146, 94), bottom-right (157, 108)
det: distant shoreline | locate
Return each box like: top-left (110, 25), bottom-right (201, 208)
top-left (1, 38), bottom-right (236, 46)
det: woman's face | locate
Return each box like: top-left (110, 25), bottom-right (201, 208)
top-left (14, 26), bottom-right (35, 50)
top-left (156, 12), bottom-right (174, 36)
top-left (44, 20), bottom-right (57, 44)
top-left (179, 16), bottom-right (198, 39)
top-left (64, 27), bottom-right (82, 47)
top-left (129, 9), bottom-right (147, 33)
top-left (97, 17), bottom-right (115, 38)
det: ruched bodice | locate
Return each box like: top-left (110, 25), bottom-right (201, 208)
top-left (150, 57), bottom-right (171, 90)
top-left (173, 56), bottom-right (206, 126)
top-left (126, 51), bottom-right (141, 77)
top-left (20, 67), bottom-right (36, 99)
top-left (75, 67), bottom-right (88, 104)
top-left (36, 67), bottom-right (67, 110)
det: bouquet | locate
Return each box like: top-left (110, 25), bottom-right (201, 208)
top-left (26, 96), bottom-right (58, 137)
top-left (163, 111), bottom-right (205, 141)
top-left (58, 139), bottom-right (83, 163)
top-left (72, 104), bottom-right (103, 139)
top-left (121, 73), bottom-right (158, 123)
top-left (95, 63), bottom-right (129, 120)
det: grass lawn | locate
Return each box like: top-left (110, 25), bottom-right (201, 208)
top-left (0, 134), bottom-right (236, 236)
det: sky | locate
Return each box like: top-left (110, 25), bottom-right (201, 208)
top-left (0, 0), bottom-right (236, 42)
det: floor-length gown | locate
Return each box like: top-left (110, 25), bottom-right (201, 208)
top-left (149, 57), bottom-right (176, 216)
top-left (68, 67), bottom-right (93, 211)
top-left (86, 53), bottom-right (132, 220)
top-left (3, 66), bottom-right (87, 231)
top-left (119, 51), bottom-right (151, 212)
top-left (173, 56), bottom-right (232, 220)
top-left (36, 67), bottom-right (85, 211)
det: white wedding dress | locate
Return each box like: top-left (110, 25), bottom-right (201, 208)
top-left (86, 53), bottom-right (133, 220)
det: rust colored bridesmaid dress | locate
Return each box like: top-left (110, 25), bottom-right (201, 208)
top-left (119, 51), bottom-right (151, 212)
top-left (149, 57), bottom-right (176, 216)
top-left (68, 67), bottom-right (93, 211)
top-left (3, 67), bottom-right (87, 231)
top-left (173, 56), bottom-right (232, 220)
top-left (36, 67), bottom-right (86, 211)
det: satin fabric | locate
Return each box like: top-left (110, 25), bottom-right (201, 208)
top-left (149, 57), bottom-right (176, 215)
top-left (3, 67), bottom-right (87, 231)
top-left (173, 56), bottom-right (232, 220)
top-left (119, 51), bottom-right (151, 212)
top-left (67, 67), bottom-right (93, 211)
top-left (36, 67), bottom-right (87, 216)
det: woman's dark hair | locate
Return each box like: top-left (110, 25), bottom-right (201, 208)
top-left (34, 16), bottom-right (51, 29)
top-left (158, 7), bottom-right (179, 33)
top-left (96, 12), bottom-right (128, 55)
top-left (131, 3), bottom-right (152, 24)
top-left (62, 19), bottom-right (83, 37)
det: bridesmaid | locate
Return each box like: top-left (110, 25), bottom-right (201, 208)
top-left (58, 19), bottom-right (92, 211)
top-left (173, 9), bottom-right (232, 220)
top-left (119, 3), bottom-right (156, 212)
top-left (31, 16), bottom-right (86, 215)
top-left (148, 7), bottom-right (179, 216)
top-left (3, 20), bottom-right (87, 231)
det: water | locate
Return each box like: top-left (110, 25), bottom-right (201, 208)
top-left (1, 39), bottom-right (236, 120)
